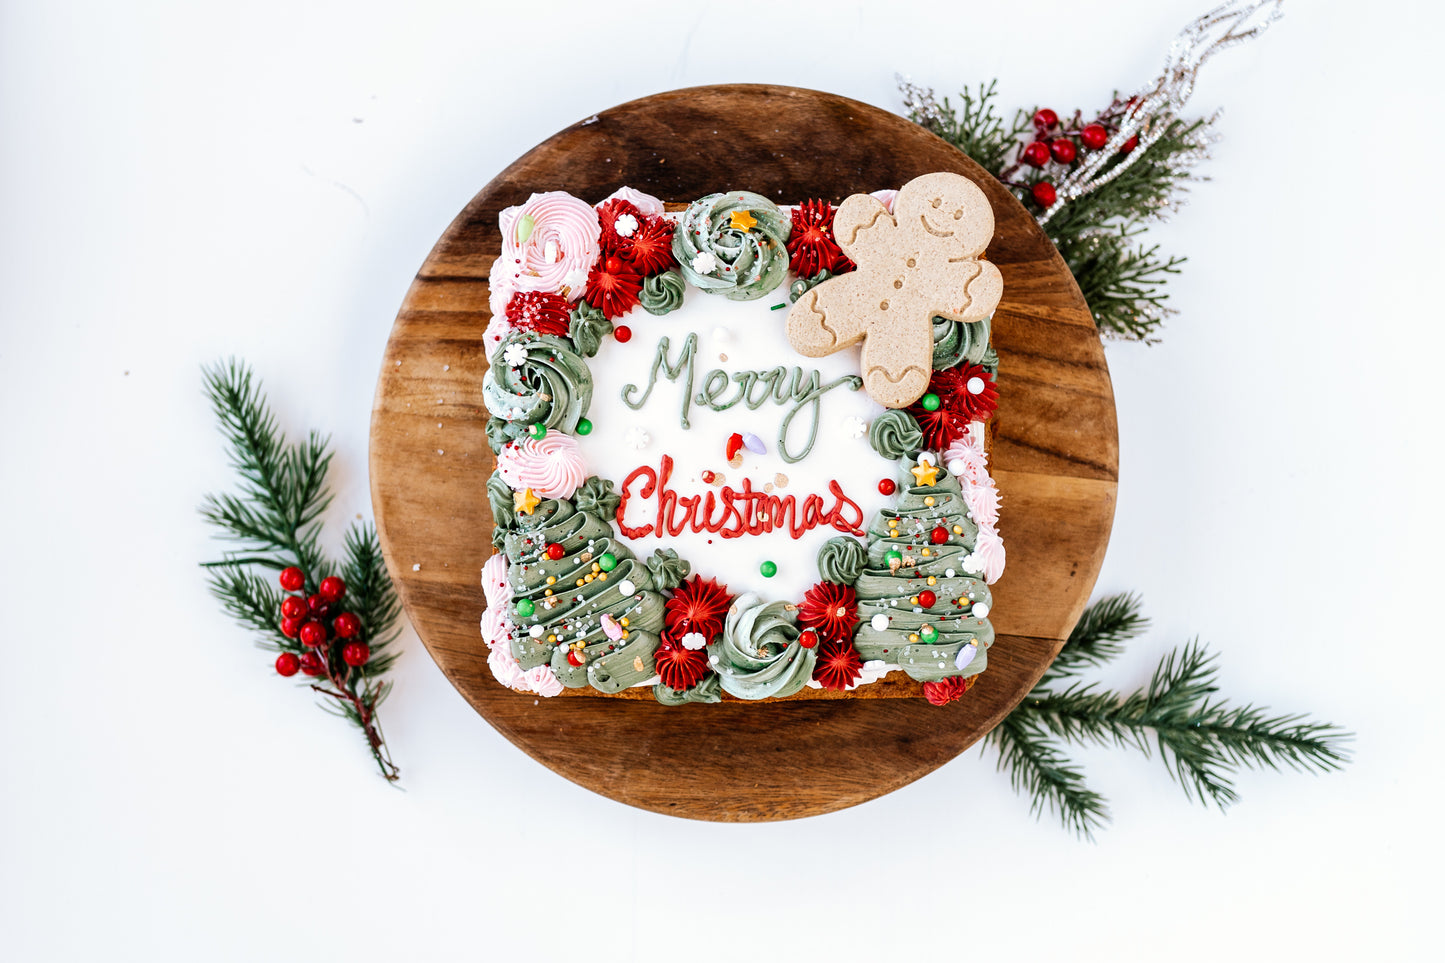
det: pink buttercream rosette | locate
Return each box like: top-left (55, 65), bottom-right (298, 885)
top-left (488, 638), bottom-right (529, 690)
top-left (488, 191), bottom-right (602, 320)
top-left (496, 433), bottom-right (587, 500)
top-left (523, 665), bottom-right (564, 698)
top-left (973, 526), bottom-right (1006, 584)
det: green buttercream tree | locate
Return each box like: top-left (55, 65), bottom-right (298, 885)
top-left (852, 460), bottom-right (994, 682)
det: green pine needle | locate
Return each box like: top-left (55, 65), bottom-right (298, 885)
top-left (1044, 591), bottom-right (1148, 682)
top-left (988, 709), bottom-right (1111, 841)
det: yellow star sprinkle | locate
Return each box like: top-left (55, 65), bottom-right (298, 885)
top-left (729, 209), bottom-right (758, 231)
top-left (513, 487), bottom-right (541, 515)
top-left (910, 460), bottom-right (940, 487)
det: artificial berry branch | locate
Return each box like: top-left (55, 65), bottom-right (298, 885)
top-left (201, 359), bottom-right (402, 783)
top-left (899, 1), bottom-right (1282, 341)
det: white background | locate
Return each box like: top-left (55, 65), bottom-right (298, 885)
top-left (2, 1), bottom-right (1440, 959)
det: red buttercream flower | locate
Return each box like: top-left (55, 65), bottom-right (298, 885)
top-left (654, 634), bottom-right (710, 691)
top-left (798, 581), bottom-right (858, 644)
top-left (504, 290), bottom-right (572, 337)
top-left (906, 363), bottom-right (1000, 449)
top-left (664, 576), bottom-right (733, 640)
top-left (786, 199), bottom-right (855, 278)
top-left (812, 638), bottom-right (864, 691)
top-left (583, 254), bottom-right (642, 319)
top-left (622, 216), bottom-right (678, 276)
top-left (922, 674), bottom-right (976, 706)
top-left (596, 199), bottom-right (643, 254)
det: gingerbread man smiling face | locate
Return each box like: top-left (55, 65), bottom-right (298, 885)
top-left (786, 172), bottom-right (1004, 408)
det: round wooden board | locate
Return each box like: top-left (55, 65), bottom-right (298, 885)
top-left (370, 84), bottom-right (1117, 821)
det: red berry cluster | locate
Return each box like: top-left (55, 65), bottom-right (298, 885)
top-left (273, 566), bottom-right (370, 678)
top-left (1015, 107), bottom-right (1138, 210)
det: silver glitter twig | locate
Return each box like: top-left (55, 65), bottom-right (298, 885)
top-left (1039, 0), bottom-right (1284, 225)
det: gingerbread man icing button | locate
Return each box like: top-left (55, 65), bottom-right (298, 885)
top-left (785, 172), bottom-right (1004, 408)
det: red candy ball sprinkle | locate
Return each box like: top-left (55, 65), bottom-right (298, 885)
top-left (1080, 123), bottom-right (1108, 150)
top-left (878, 478), bottom-right (896, 496)
top-left (918, 590), bottom-right (937, 609)
top-left (318, 576), bottom-right (346, 603)
top-left (614, 325), bottom-right (633, 343)
top-left (299, 651), bottom-right (325, 677)
top-left (1031, 182), bottom-right (1057, 207)
top-left (299, 620), bottom-right (327, 647)
top-left (281, 595), bottom-right (308, 620)
top-left (931, 526), bottom-right (949, 545)
top-left (798, 628), bottom-right (820, 649)
top-left (1050, 138), bottom-right (1077, 164)
top-left (566, 649), bottom-right (585, 667)
top-left (275, 652), bottom-right (300, 677)
top-left (280, 616), bottom-right (303, 639)
top-left (342, 642), bottom-right (371, 667)
top-left (279, 566), bottom-right (305, 591)
top-left (545, 543), bottom-right (565, 561)
top-left (1022, 141), bottom-right (1050, 168)
top-left (333, 612), bottom-right (361, 639)
top-left (1033, 108), bottom-right (1059, 130)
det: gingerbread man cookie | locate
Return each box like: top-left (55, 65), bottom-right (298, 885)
top-left (785, 172), bottom-right (1004, 408)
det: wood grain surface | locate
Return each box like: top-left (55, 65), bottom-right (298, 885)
top-left (369, 84), bottom-right (1118, 821)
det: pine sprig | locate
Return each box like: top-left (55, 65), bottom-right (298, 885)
top-left (200, 360), bottom-right (332, 586)
top-left (990, 709), bottom-right (1111, 841)
top-left (201, 359), bottom-right (402, 782)
top-left (991, 594), bottom-right (1352, 837)
top-left (1044, 591), bottom-right (1149, 681)
top-left (908, 80), bottom-right (1032, 176)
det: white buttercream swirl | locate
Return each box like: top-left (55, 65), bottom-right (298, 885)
top-left (495, 433), bottom-right (588, 500)
top-left (600, 186), bottom-right (664, 218)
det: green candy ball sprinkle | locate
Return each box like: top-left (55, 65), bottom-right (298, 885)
top-left (515, 598), bottom-right (536, 618)
top-left (527, 423), bottom-right (547, 440)
top-left (920, 393), bottom-right (942, 411)
top-left (598, 552), bottom-right (617, 572)
top-left (759, 560), bottom-right (778, 578)
top-left (575, 418), bottom-right (593, 436)
top-left (885, 550), bottom-right (903, 564)
top-left (920, 624), bottom-right (938, 642)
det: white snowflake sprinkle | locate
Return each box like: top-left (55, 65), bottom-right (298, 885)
top-left (691, 251), bottom-right (718, 275)
top-left (503, 344), bottom-right (528, 367)
top-left (614, 213), bottom-right (638, 237)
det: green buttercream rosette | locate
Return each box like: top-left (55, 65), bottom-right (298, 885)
top-left (639, 270), bottom-right (686, 315)
top-left (932, 314), bottom-right (993, 370)
top-left (482, 332), bottom-right (593, 434)
top-left (869, 409), bottom-right (924, 461)
top-left (713, 592), bottom-right (816, 700)
top-left (672, 192), bottom-right (791, 301)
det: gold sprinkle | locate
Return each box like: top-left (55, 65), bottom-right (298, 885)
top-left (953, 525), bottom-right (964, 534)
top-left (924, 496), bottom-right (936, 507)
top-left (544, 589), bottom-right (553, 597)
top-left (598, 573), bottom-right (607, 581)
top-left (620, 617), bottom-right (630, 627)
top-left (921, 548), bottom-right (932, 557)
top-left (575, 578), bottom-right (585, 587)
top-left (547, 634), bottom-right (557, 643)
top-left (927, 576), bottom-right (938, 585)
top-left (910, 596), bottom-right (920, 605)
top-left (909, 633), bottom-right (920, 643)
top-left (591, 563), bottom-right (601, 573)
top-left (585, 574), bottom-right (595, 583)
top-left (546, 576), bottom-right (556, 585)
top-left (622, 630), bottom-right (630, 639)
